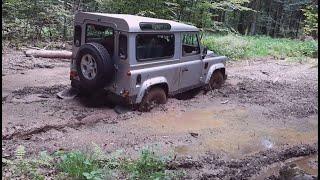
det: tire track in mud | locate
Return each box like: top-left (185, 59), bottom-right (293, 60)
top-left (12, 84), bottom-right (68, 97)
top-left (167, 144), bottom-right (318, 179)
top-left (2, 113), bottom-right (118, 140)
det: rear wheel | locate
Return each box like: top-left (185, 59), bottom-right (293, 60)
top-left (139, 87), bottom-right (167, 112)
top-left (209, 70), bottom-right (224, 90)
top-left (75, 43), bottom-right (115, 94)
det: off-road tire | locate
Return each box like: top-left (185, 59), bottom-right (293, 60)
top-left (75, 43), bottom-right (114, 94)
top-left (209, 70), bottom-right (224, 90)
top-left (139, 87), bottom-right (167, 112)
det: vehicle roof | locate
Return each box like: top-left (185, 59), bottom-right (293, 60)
top-left (75, 12), bottom-right (199, 32)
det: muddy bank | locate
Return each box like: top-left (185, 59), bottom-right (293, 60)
top-left (209, 78), bottom-right (318, 118)
top-left (168, 143), bottom-right (318, 179)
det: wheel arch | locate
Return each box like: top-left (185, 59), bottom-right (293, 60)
top-left (205, 63), bottom-right (225, 84)
top-left (135, 77), bottom-right (169, 104)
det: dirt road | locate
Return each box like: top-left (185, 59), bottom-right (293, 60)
top-left (2, 50), bottom-right (318, 179)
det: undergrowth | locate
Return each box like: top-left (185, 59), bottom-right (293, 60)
top-left (202, 34), bottom-right (318, 60)
top-left (2, 144), bottom-right (185, 180)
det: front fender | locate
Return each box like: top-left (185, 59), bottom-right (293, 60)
top-left (135, 76), bottom-right (168, 104)
top-left (205, 63), bottom-right (225, 84)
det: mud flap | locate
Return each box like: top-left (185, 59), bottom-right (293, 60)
top-left (114, 105), bottom-right (130, 114)
top-left (57, 87), bottom-right (79, 100)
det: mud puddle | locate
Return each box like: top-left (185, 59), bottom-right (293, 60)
top-left (128, 104), bottom-right (317, 158)
top-left (133, 106), bottom-right (248, 133)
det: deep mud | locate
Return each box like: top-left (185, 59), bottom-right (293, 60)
top-left (2, 50), bottom-right (318, 179)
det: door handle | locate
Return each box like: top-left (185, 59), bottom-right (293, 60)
top-left (182, 68), bottom-right (189, 72)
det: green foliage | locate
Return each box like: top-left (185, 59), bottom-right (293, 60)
top-left (120, 150), bottom-right (167, 179)
top-left (3, 0), bottom-right (73, 43)
top-left (202, 34), bottom-right (251, 59)
top-left (15, 145), bottom-right (26, 160)
top-left (103, 148), bottom-right (183, 179)
top-left (2, 146), bottom-right (52, 180)
top-left (3, 0), bottom-right (315, 45)
top-left (302, 4), bottom-right (318, 38)
top-left (4, 144), bottom-right (185, 179)
top-left (57, 151), bottom-right (103, 180)
top-left (202, 34), bottom-right (318, 60)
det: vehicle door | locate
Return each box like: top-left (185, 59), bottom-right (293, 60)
top-left (179, 32), bottom-right (203, 89)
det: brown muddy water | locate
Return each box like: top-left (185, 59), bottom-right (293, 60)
top-left (129, 103), bottom-right (318, 158)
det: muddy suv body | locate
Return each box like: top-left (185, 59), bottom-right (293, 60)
top-left (70, 12), bottom-right (227, 110)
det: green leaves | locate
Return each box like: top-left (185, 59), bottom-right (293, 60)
top-left (58, 151), bottom-right (102, 180)
top-left (2, 0), bottom-right (316, 44)
top-left (302, 4), bottom-right (318, 38)
top-left (202, 34), bottom-right (318, 60)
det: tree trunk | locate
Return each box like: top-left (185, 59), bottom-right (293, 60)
top-left (24, 49), bottom-right (72, 59)
top-left (249, 0), bottom-right (259, 35)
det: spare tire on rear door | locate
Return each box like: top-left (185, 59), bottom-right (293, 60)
top-left (75, 42), bottom-right (115, 94)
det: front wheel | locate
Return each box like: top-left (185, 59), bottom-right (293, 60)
top-left (139, 87), bottom-right (167, 112)
top-left (209, 70), bottom-right (225, 90)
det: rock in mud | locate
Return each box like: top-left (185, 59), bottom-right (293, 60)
top-left (190, 132), bottom-right (199, 138)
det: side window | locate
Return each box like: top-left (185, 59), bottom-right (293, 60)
top-left (119, 34), bottom-right (127, 60)
top-left (182, 33), bottom-right (200, 56)
top-left (74, 25), bottom-right (81, 47)
top-left (136, 34), bottom-right (174, 61)
top-left (85, 24), bottom-right (113, 41)
top-left (85, 24), bottom-right (114, 55)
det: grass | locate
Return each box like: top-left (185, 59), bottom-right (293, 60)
top-left (57, 151), bottom-right (102, 180)
top-left (119, 150), bottom-right (167, 179)
top-left (3, 145), bottom-right (184, 180)
top-left (201, 34), bottom-right (318, 60)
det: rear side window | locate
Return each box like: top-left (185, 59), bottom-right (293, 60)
top-left (74, 25), bottom-right (81, 47)
top-left (182, 33), bottom-right (200, 56)
top-left (136, 34), bottom-right (174, 61)
top-left (85, 24), bottom-right (113, 41)
top-left (119, 34), bottom-right (127, 60)
top-left (85, 24), bottom-right (115, 55)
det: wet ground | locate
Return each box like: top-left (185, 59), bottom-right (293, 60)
top-left (2, 49), bottom-right (318, 179)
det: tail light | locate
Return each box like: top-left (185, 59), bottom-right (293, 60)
top-left (70, 70), bottom-right (78, 79)
top-left (127, 71), bottom-right (131, 76)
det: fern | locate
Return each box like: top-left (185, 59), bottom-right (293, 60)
top-left (15, 145), bottom-right (26, 160)
top-left (34, 151), bottom-right (53, 167)
top-left (91, 143), bottom-right (107, 161)
top-left (2, 157), bottom-right (13, 165)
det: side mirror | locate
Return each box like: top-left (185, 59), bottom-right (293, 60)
top-left (202, 46), bottom-right (208, 59)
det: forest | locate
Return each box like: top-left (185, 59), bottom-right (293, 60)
top-left (2, 0), bottom-right (318, 44)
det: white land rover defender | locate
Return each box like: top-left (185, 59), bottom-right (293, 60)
top-left (70, 12), bottom-right (228, 111)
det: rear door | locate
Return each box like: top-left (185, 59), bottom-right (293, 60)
top-left (179, 32), bottom-right (203, 90)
